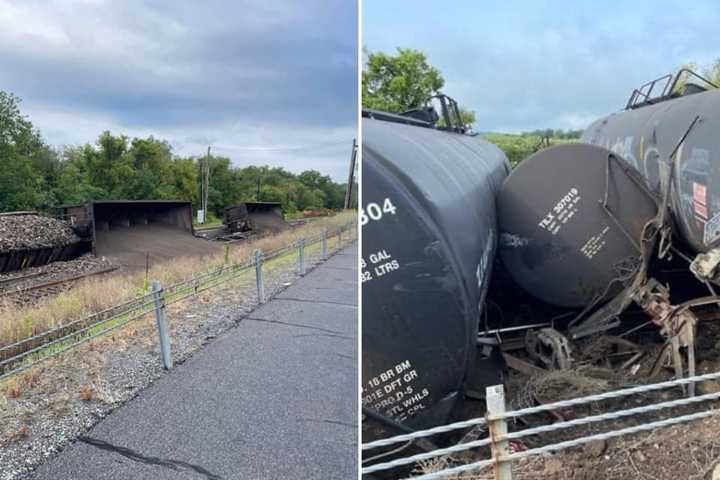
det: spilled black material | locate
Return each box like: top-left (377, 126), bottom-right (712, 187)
top-left (274, 296), bottom-right (356, 307)
top-left (244, 316), bottom-right (344, 334)
top-left (78, 436), bottom-right (224, 480)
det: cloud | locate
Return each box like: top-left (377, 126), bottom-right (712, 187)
top-left (363, 0), bottom-right (720, 132)
top-left (0, 0), bottom-right (358, 180)
top-left (24, 104), bottom-right (356, 180)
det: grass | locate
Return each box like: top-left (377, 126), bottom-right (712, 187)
top-left (193, 221), bottom-right (224, 230)
top-left (482, 132), bottom-right (578, 168)
top-left (0, 210), bottom-right (356, 352)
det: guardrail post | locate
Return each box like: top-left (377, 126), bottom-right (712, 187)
top-left (151, 280), bottom-right (173, 370)
top-left (255, 249), bottom-right (265, 304)
top-left (338, 227), bottom-right (343, 249)
top-left (487, 384), bottom-right (513, 480)
top-left (298, 238), bottom-right (306, 276)
top-left (321, 229), bottom-right (328, 260)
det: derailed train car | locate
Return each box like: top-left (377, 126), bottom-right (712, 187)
top-left (499, 71), bottom-right (720, 305)
top-left (496, 70), bottom-right (720, 375)
top-left (584, 70), bottom-right (720, 255)
top-left (362, 105), bottom-right (510, 438)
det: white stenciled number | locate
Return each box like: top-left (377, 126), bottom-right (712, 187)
top-left (367, 203), bottom-right (382, 221)
top-left (361, 197), bottom-right (397, 226)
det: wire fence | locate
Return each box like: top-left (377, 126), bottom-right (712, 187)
top-left (0, 222), bottom-right (356, 382)
top-left (362, 372), bottom-right (720, 479)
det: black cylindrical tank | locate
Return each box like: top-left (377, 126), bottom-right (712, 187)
top-left (362, 111), bottom-right (510, 432)
top-left (584, 87), bottom-right (720, 253)
top-left (497, 85), bottom-right (720, 308)
top-left (497, 144), bottom-right (659, 307)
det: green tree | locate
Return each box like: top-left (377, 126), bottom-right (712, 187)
top-left (0, 92), bottom-right (348, 216)
top-left (673, 60), bottom-right (720, 93)
top-left (698, 59), bottom-right (720, 87)
top-left (459, 108), bottom-right (476, 126)
top-left (362, 48), bottom-right (445, 113)
top-left (362, 47), bottom-right (477, 128)
top-left (0, 91), bottom-right (56, 211)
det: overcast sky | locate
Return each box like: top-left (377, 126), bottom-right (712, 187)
top-left (364, 0), bottom-right (720, 133)
top-left (0, 0), bottom-right (357, 181)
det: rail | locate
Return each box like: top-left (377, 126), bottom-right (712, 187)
top-left (0, 265), bottom-right (119, 297)
top-left (362, 372), bottom-right (720, 479)
top-left (0, 222), bottom-right (356, 382)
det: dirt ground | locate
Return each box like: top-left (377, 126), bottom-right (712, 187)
top-left (94, 223), bottom-right (223, 270)
top-left (410, 320), bottom-right (720, 480)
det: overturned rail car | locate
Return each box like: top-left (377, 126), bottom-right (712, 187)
top-left (498, 71), bottom-right (720, 309)
top-left (59, 200), bottom-right (194, 252)
top-left (56, 200), bottom-right (214, 270)
top-left (583, 71), bottom-right (720, 255)
top-left (224, 202), bottom-right (289, 234)
top-left (362, 108), bottom-right (510, 437)
top-left (0, 212), bottom-right (89, 274)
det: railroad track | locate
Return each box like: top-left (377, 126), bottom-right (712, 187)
top-left (0, 266), bottom-right (119, 305)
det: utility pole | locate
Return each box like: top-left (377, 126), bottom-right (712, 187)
top-left (199, 156), bottom-right (204, 224)
top-left (344, 138), bottom-right (357, 209)
top-left (203, 146), bottom-right (211, 223)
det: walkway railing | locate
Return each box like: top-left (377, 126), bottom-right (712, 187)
top-left (0, 222), bottom-right (356, 382)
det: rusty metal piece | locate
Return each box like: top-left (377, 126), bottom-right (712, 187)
top-left (633, 279), bottom-right (698, 395)
top-left (502, 353), bottom-right (545, 376)
top-left (525, 328), bottom-right (573, 370)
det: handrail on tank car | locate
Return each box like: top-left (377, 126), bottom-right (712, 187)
top-left (626, 68), bottom-right (718, 110)
top-left (363, 93), bottom-right (470, 134)
top-left (362, 108), bottom-right (435, 128)
top-left (429, 94), bottom-right (468, 134)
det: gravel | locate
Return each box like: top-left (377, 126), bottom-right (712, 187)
top-left (0, 246), bottom-right (339, 479)
top-left (0, 255), bottom-right (117, 293)
top-left (0, 216), bottom-right (80, 252)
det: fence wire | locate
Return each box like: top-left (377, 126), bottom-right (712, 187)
top-left (0, 222), bottom-right (355, 382)
top-left (363, 371), bottom-right (720, 478)
top-left (363, 370), bottom-right (720, 451)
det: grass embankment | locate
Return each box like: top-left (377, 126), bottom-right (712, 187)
top-left (0, 211), bottom-right (356, 350)
top-left (482, 132), bottom-right (578, 167)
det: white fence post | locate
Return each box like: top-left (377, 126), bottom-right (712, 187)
top-left (151, 280), bottom-right (173, 370)
top-left (487, 384), bottom-right (513, 480)
top-left (298, 238), bottom-right (306, 276)
top-left (255, 249), bottom-right (265, 304)
top-left (321, 229), bottom-right (328, 260)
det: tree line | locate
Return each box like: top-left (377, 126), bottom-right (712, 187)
top-left (363, 47), bottom-right (720, 169)
top-left (0, 91), bottom-right (352, 218)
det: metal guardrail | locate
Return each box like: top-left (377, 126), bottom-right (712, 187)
top-left (0, 222), bottom-right (356, 382)
top-left (362, 372), bottom-right (720, 479)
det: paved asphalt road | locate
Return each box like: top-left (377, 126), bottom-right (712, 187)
top-left (30, 244), bottom-right (358, 480)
